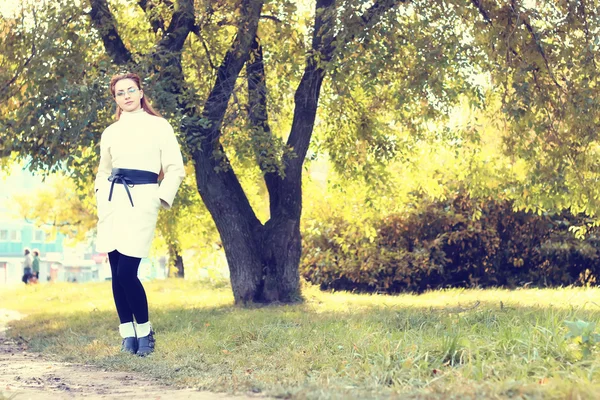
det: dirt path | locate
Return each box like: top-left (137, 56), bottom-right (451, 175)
top-left (0, 310), bottom-right (266, 400)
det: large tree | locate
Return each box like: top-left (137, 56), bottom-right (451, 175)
top-left (2, 0), bottom-right (600, 303)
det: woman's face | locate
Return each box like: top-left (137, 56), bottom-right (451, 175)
top-left (114, 78), bottom-right (143, 113)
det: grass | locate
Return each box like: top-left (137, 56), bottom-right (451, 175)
top-left (1, 280), bottom-right (600, 399)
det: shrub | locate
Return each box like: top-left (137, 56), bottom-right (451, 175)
top-left (301, 194), bottom-right (600, 293)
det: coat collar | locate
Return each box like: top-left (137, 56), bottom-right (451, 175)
top-left (120, 109), bottom-right (146, 120)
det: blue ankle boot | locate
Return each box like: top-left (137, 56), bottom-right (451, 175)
top-left (136, 329), bottom-right (155, 356)
top-left (121, 337), bottom-right (138, 354)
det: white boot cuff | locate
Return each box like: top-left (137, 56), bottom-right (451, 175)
top-left (118, 322), bottom-right (136, 338)
top-left (136, 321), bottom-right (152, 337)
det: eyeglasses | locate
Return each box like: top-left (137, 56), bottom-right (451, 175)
top-left (115, 87), bottom-right (139, 97)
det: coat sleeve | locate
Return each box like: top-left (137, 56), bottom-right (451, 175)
top-left (157, 121), bottom-right (185, 209)
top-left (95, 129), bottom-right (112, 193)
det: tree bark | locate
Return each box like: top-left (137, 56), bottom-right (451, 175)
top-left (89, 0), bottom-right (132, 65)
top-left (247, 0), bottom-right (403, 302)
top-left (201, 0), bottom-right (338, 303)
top-left (246, 36), bottom-right (302, 302)
top-left (255, 0), bottom-right (337, 302)
top-left (188, 0), bottom-right (265, 304)
top-left (187, 0), bottom-right (401, 304)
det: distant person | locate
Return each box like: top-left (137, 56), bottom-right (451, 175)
top-left (31, 249), bottom-right (40, 283)
top-left (22, 248), bottom-right (33, 284)
top-left (94, 72), bottom-right (185, 356)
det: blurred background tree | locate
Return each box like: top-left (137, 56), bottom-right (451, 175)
top-left (10, 173), bottom-right (97, 244)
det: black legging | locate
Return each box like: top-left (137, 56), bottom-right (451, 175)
top-left (108, 250), bottom-right (149, 324)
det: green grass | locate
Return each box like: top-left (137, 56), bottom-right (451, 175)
top-left (1, 280), bottom-right (600, 399)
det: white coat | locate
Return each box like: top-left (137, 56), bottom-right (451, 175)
top-left (94, 109), bottom-right (185, 258)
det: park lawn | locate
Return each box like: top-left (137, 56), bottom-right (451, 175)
top-left (1, 280), bottom-right (600, 399)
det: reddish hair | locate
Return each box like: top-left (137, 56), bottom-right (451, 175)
top-left (109, 73), bottom-right (162, 120)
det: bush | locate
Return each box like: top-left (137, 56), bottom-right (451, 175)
top-left (301, 194), bottom-right (600, 293)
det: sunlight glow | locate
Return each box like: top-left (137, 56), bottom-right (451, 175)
top-left (0, 0), bottom-right (19, 18)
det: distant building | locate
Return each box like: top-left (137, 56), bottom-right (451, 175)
top-left (0, 218), bottom-right (66, 284)
top-left (0, 219), bottom-right (65, 257)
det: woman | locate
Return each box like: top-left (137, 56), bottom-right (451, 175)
top-left (22, 248), bottom-right (33, 284)
top-left (95, 72), bottom-right (185, 356)
top-left (31, 249), bottom-right (40, 282)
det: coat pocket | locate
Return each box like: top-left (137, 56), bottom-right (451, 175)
top-left (132, 185), bottom-right (161, 215)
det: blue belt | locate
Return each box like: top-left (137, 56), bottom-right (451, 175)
top-left (108, 168), bottom-right (159, 207)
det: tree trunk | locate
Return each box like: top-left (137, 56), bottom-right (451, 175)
top-left (193, 174), bottom-right (301, 303)
top-left (171, 248), bottom-right (184, 278)
top-left (258, 213), bottom-right (302, 302)
top-left (242, 0), bottom-right (400, 302)
top-left (189, 0), bottom-right (340, 304)
top-left (89, 0), bottom-right (132, 65)
top-left (192, 150), bottom-right (265, 303)
top-left (245, 35), bottom-right (304, 303)
top-left (187, 0), bottom-right (266, 304)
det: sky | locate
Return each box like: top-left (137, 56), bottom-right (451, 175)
top-left (0, 0), bottom-right (19, 18)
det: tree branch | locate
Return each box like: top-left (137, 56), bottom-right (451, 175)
top-left (247, 36), bottom-right (270, 165)
top-left (283, 0), bottom-right (336, 182)
top-left (471, 0), bottom-right (562, 90)
top-left (246, 35), bottom-right (280, 216)
top-left (286, 0), bottom-right (404, 177)
top-left (137, 0), bottom-right (166, 34)
top-left (150, 0), bottom-right (196, 115)
top-left (470, 0), bottom-right (492, 23)
top-left (156, 0), bottom-right (195, 53)
top-left (195, 0), bottom-right (264, 145)
top-left (510, 1), bottom-right (561, 89)
top-left (89, 0), bottom-right (132, 65)
top-left (192, 30), bottom-right (218, 70)
top-left (0, 45), bottom-right (35, 102)
top-left (260, 14), bottom-right (282, 23)
top-left (183, 0), bottom-right (265, 236)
